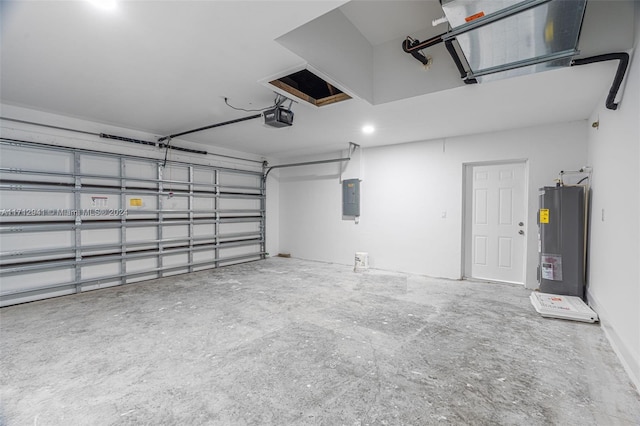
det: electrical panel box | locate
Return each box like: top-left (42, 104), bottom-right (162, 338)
top-left (538, 186), bottom-right (586, 299)
top-left (342, 179), bottom-right (360, 217)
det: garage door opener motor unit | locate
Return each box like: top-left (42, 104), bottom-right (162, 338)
top-left (263, 106), bottom-right (293, 128)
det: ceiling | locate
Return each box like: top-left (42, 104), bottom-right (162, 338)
top-left (0, 1), bottom-right (635, 159)
top-left (340, 0), bottom-right (443, 46)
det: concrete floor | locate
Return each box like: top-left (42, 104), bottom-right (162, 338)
top-left (1, 258), bottom-right (639, 425)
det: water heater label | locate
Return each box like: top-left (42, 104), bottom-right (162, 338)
top-left (541, 254), bottom-right (563, 281)
top-left (539, 209), bottom-right (549, 224)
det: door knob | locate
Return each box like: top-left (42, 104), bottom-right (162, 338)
top-left (519, 230), bottom-right (525, 235)
top-left (518, 222), bottom-right (524, 226)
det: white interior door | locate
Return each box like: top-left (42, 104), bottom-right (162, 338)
top-left (465, 162), bottom-right (527, 284)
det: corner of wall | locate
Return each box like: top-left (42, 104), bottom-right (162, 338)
top-left (587, 289), bottom-right (640, 392)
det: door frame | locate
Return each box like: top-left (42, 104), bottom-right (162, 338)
top-left (461, 159), bottom-right (529, 284)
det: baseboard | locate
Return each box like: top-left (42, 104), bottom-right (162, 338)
top-left (587, 289), bottom-right (640, 392)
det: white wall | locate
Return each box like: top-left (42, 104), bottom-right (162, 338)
top-left (278, 121), bottom-right (587, 286)
top-left (585, 2), bottom-right (640, 390)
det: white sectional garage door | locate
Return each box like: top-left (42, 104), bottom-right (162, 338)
top-left (0, 139), bottom-right (265, 306)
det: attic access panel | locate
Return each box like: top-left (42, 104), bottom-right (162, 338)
top-left (269, 69), bottom-right (351, 107)
top-left (441, 0), bottom-right (587, 82)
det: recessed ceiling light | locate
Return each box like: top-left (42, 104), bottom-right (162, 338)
top-left (362, 125), bottom-right (375, 134)
top-left (87, 0), bottom-right (118, 11)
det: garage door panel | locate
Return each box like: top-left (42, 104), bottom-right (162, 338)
top-left (0, 145), bottom-right (74, 187)
top-left (193, 249), bottom-right (215, 264)
top-left (82, 279), bottom-right (121, 291)
top-left (0, 144), bottom-right (73, 174)
top-left (1, 286), bottom-right (76, 307)
top-left (79, 154), bottom-right (120, 187)
top-left (1, 140), bottom-right (264, 306)
top-left (162, 195), bottom-right (189, 218)
top-left (218, 172), bottom-right (260, 187)
top-left (81, 229), bottom-right (122, 256)
top-left (162, 165), bottom-right (190, 191)
top-left (193, 168), bottom-right (215, 185)
top-left (81, 262), bottom-right (121, 283)
top-left (219, 255), bottom-right (261, 267)
top-left (124, 159), bottom-right (157, 189)
top-left (0, 268), bottom-right (75, 295)
top-left (162, 225), bottom-right (189, 241)
top-left (1, 191), bottom-right (75, 222)
top-left (126, 273), bottom-right (159, 284)
top-left (219, 198), bottom-right (261, 211)
top-left (127, 258), bottom-right (158, 274)
top-left (79, 193), bottom-right (122, 219)
top-left (82, 228), bottom-right (120, 246)
top-left (219, 222), bottom-right (260, 235)
top-left (219, 244), bottom-right (260, 259)
top-left (126, 195), bottom-right (157, 219)
top-left (163, 253), bottom-right (188, 267)
top-left (193, 213), bottom-right (216, 220)
top-left (126, 227), bottom-right (157, 250)
top-left (1, 230), bottom-right (74, 252)
top-left (193, 223), bottom-right (215, 237)
top-left (163, 269), bottom-right (189, 277)
top-left (0, 171), bottom-right (74, 185)
top-left (193, 196), bottom-right (215, 213)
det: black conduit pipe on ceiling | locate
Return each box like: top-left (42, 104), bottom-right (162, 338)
top-left (401, 32), bottom-right (478, 85)
top-left (402, 33), bottom-right (446, 66)
top-left (571, 52), bottom-right (630, 110)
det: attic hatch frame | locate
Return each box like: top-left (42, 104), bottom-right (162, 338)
top-left (264, 66), bottom-right (352, 108)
